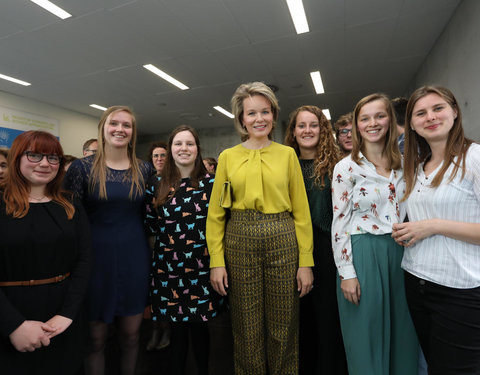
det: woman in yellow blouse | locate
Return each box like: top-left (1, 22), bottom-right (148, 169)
top-left (206, 82), bottom-right (313, 375)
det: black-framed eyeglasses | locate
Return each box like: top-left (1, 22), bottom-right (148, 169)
top-left (152, 153), bottom-right (166, 159)
top-left (338, 129), bottom-right (352, 136)
top-left (24, 151), bottom-right (61, 165)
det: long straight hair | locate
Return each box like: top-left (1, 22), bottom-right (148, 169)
top-left (351, 93), bottom-right (401, 170)
top-left (155, 125), bottom-right (208, 206)
top-left (284, 105), bottom-right (341, 188)
top-left (90, 106), bottom-right (145, 199)
top-left (403, 86), bottom-right (473, 199)
top-left (2, 131), bottom-right (74, 219)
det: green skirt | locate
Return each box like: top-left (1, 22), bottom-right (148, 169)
top-left (337, 233), bottom-right (418, 375)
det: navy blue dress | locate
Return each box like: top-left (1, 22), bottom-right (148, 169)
top-left (64, 156), bottom-right (153, 322)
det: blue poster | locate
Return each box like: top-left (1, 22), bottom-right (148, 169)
top-left (0, 127), bottom-right (24, 148)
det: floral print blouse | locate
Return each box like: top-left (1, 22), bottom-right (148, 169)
top-left (331, 153), bottom-right (405, 280)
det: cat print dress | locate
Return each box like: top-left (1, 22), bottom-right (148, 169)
top-left (144, 174), bottom-right (222, 322)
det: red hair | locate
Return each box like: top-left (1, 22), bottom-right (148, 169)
top-left (2, 131), bottom-right (75, 219)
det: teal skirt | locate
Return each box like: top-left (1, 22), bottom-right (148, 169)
top-left (337, 233), bottom-right (418, 375)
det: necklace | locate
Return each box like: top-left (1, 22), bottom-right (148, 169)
top-left (29, 195), bottom-right (46, 202)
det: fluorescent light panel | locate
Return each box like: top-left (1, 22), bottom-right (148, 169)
top-left (143, 64), bottom-right (189, 90)
top-left (213, 106), bottom-right (234, 119)
top-left (322, 109), bottom-right (331, 120)
top-left (90, 104), bottom-right (107, 111)
top-left (286, 0), bottom-right (309, 34)
top-left (310, 71), bottom-right (325, 94)
top-left (0, 73), bottom-right (31, 86)
top-left (30, 0), bottom-right (72, 19)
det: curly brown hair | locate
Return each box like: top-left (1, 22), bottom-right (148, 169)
top-left (284, 105), bottom-right (341, 188)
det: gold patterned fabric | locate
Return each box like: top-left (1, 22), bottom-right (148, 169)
top-left (225, 210), bottom-right (299, 375)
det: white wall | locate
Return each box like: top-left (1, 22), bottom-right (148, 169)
top-left (0, 90), bottom-right (98, 156)
top-left (408, 0), bottom-right (480, 141)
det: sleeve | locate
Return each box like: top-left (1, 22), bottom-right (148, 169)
top-left (64, 159), bottom-right (87, 200)
top-left (0, 198), bottom-right (25, 336)
top-left (331, 159), bottom-right (357, 280)
top-left (206, 151), bottom-right (229, 268)
top-left (470, 144), bottom-right (480, 203)
top-left (57, 200), bottom-right (91, 319)
top-left (288, 150), bottom-right (314, 267)
top-left (0, 288), bottom-right (26, 338)
top-left (144, 176), bottom-right (161, 236)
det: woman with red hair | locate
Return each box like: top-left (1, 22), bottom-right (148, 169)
top-left (0, 130), bottom-right (90, 374)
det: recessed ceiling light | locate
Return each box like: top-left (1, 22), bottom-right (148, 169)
top-left (310, 71), bottom-right (325, 94)
top-left (143, 64), bottom-right (189, 90)
top-left (90, 104), bottom-right (107, 111)
top-left (0, 73), bottom-right (31, 86)
top-left (286, 0), bottom-right (309, 34)
top-left (213, 106), bottom-right (234, 119)
top-left (322, 109), bottom-right (331, 120)
top-left (29, 0), bottom-right (72, 19)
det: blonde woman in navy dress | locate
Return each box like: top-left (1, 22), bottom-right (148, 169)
top-left (392, 86), bottom-right (480, 374)
top-left (331, 93), bottom-right (418, 374)
top-left (145, 125), bottom-right (222, 375)
top-left (65, 106), bottom-right (153, 375)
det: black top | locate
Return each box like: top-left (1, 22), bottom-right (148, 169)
top-left (0, 196), bottom-right (91, 374)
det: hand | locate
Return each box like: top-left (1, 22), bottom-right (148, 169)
top-left (44, 315), bottom-right (73, 339)
top-left (297, 267), bottom-right (314, 298)
top-left (340, 278), bottom-right (361, 305)
top-left (9, 320), bottom-right (55, 352)
top-left (392, 220), bottom-right (434, 247)
top-left (210, 267), bottom-right (228, 296)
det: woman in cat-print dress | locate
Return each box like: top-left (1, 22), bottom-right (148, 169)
top-left (144, 125), bottom-right (222, 375)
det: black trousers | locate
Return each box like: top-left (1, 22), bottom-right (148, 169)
top-left (169, 322), bottom-right (209, 375)
top-left (404, 272), bottom-right (480, 375)
top-left (299, 228), bottom-right (348, 375)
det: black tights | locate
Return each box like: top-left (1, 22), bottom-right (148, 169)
top-left (169, 322), bottom-right (210, 375)
top-left (85, 313), bottom-right (143, 375)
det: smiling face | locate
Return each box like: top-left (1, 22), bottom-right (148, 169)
top-left (338, 122), bottom-right (353, 152)
top-left (293, 110), bottom-right (320, 154)
top-left (356, 99), bottom-right (390, 146)
top-left (103, 110), bottom-right (133, 149)
top-left (152, 147), bottom-right (167, 173)
top-left (410, 93), bottom-right (457, 144)
top-left (242, 95), bottom-right (274, 142)
top-left (171, 130), bottom-right (198, 170)
top-left (19, 152), bottom-right (59, 188)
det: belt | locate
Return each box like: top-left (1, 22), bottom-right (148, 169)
top-left (0, 273), bottom-right (71, 287)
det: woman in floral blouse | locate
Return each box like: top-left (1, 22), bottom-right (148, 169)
top-left (331, 93), bottom-right (418, 374)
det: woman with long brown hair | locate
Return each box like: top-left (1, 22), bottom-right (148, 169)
top-left (145, 125), bottom-right (222, 374)
top-left (392, 86), bottom-right (480, 373)
top-left (332, 94), bottom-right (417, 374)
top-left (284, 105), bottom-right (347, 374)
top-left (64, 106), bottom-right (153, 375)
top-left (0, 131), bottom-right (90, 374)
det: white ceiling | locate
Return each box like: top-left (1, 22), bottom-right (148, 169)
top-left (0, 0), bottom-right (461, 135)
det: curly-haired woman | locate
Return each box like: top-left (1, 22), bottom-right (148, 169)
top-left (284, 105), bottom-right (348, 374)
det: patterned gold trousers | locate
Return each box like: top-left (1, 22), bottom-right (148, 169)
top-left (225, 210), bottom-right (299, 375)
